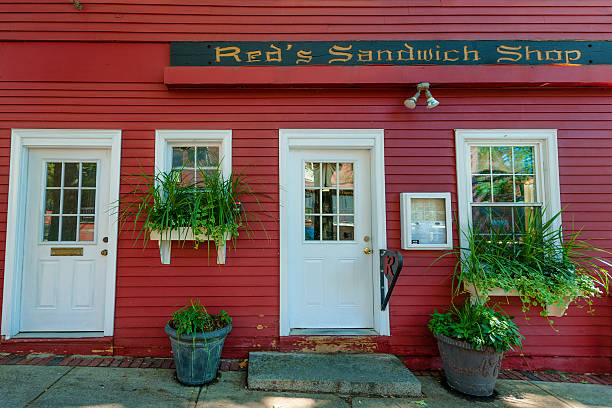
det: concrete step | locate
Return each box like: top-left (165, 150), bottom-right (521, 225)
top-left (247, 352), bottom-right (421, 397)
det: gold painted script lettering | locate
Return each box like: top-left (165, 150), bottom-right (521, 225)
top-left (329, 45), bottom-right (353, 63)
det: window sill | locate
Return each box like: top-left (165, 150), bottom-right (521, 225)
top-left (464, 283), bottom-right (571, 317)
top-left (149, 228), bottom-right (232, 265)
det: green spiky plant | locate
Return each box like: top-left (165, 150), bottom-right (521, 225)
top-left (116, 164), bottom-right (265, 255)
top-left (446, 209), bottom-right (611, 319)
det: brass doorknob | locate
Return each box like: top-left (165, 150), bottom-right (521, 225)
top-left (364, 248), bottom-right (372, 255)
top-left (101, 249), bottom-right (108, 256)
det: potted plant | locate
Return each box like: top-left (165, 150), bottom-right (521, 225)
top-left (165, 300), bottom-right (232, 385)
top-left (452, 210), bottom-right (610, 319)
top-left (117, 165), bottom-right (262, 264)
top-left (429, 300), bottom-right (522, 396)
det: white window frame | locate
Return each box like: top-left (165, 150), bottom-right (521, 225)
top-left (400, 192), bottom-right (452, 250)
top-left (155, 130), bottom-right (232, 176)
top-left (455, 129), bottom-right (561, 247)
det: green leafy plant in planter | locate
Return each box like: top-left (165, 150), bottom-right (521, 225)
top-left (117, 164), bottom-right (264, 263)
top-left (453, 210), bottom-right (611, 320)
top-left (428, 300), bottom-right (522, 396)
top-left (165, 300), bottom-right (232, 385)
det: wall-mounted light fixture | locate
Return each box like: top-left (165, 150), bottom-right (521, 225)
top-left (403, 82), bottom-right (439, 109)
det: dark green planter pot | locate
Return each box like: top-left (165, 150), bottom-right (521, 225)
top-left (165, 322), bottom-right (232, 385)
top-left (435, 334), bottom-right (503, 397)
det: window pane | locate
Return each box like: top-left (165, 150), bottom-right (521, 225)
top-left (339, 190), bottom-right (354, 214)
top-left (491, 146), bottom-right (513, 174)
top-left (472, 175), bottom-right (492, 202)
top-left (515, 175), bottom-right (537, 203)
top-left (339, 216), bottom-right (354, 241)
top-left (321, 189), bottom-right (336, 214)
top-left (491, 206), bottom-right (513, 234)
top-left (62, 190), bottom-right (78, 214)
top-left (179, 169), bottom-right (196, 185)
top-left (513, 206), bottom-right (540, 235)
top-left (81, 190), bottom-right (96, 214)
top-left (172, 147), bottom-right (195, 168)
top-left (64, 163), bottom-right (79, 187)
top-left (45, 189), bottom-right (61, 214)
top-left (305, 215), bottom-right (320, 240)
top-left (470, 147), bottom-right (490, 174)
top-left (79, 216), bottom-right (95, 241)
top-left (322, 163), bottom-right (337, 187)
top-left (43, 216), bottom-right (60, 241)
top-left (514, 146), bottom-right (534, 174)
top-left (305, 189), bottom-right (319, 214)
top-left (338, 163), bottom-right (354, 187)
top-left (46, 163), bottom-right (62, 187)
top-left (322, 216), bottom-right (337, 240)
top-left (492, 175), bottom-right (514, 202)
top-left (304, 162), bottom-right (320, 187)
top-left (61, 216), bottom-right (77, 241)
top-left (471, 207), bottom-right (491, 234)
top-left (81, 163), bottom-right (97, 187)
top-left (197, 146), bottom-right (219, 167)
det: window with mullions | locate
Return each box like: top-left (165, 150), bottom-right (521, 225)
top-left (304, 161), bottom-right (355, 241)
top-left (469, 145), bottom-right (541, 237)
top-left (171, 145), bottom-right (220, 184)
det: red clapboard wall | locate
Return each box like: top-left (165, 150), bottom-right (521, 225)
top-left (0, 1), bottom-right (611, 373)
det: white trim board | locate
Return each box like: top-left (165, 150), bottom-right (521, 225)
top-left (279, 129), bottom-right (389, 336)
top-left (1, 129), bottom-right (122, 339)
top-left (454, 129), bottom-right (561, 249)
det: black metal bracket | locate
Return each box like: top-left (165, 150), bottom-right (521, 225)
top-left (380, 249), bottom-right (403, 311)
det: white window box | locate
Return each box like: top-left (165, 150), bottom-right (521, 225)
top-left (149, 228), bottom-right (233, 265)
top-left (464, 283), bottom-right (571, 317)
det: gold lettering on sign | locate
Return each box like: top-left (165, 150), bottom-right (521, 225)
top-left (246, 50), bottom-right (262, 63)
top-left (545, 50), bottom-right (563, 61)
top-left (296, 50), bottom-right (312, 64)
top-left (443, 49), bottom-right (460, 61)
top-left (377, 50), bottom-right (393, 61)
top-left (525, 46), bottom-right (542, 61)
top-left (329, 45), bottom-right (353, 63)
top-left (564, 50), bottom-right (581, 64)
top-left (397, 43), bottom-right (414, 61)
top-left (358, 50), bottom-right (373, 61)
top-left (435, 45), bottom-right (442, 61)
top-left (266, 44), bottom-right (282, 62)
top-left (496, 45), bottom-right (522, 62)
top-left (215, 46), bottom-right (242, 62)
top-left (417, 49), bottom-right (433, 61)
top-left (463, 45), bottom-right (481, 61)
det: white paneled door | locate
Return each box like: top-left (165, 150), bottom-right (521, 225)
top-left (288, 149), bottom-right (374, 329)
top-left (19, 149), bottom-right (110, 332)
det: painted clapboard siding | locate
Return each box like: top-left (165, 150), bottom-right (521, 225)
top-left (0, 1), bottom-right (611, 372)
top-left (0, 48), bottom-right (610, 371)
top-left (0, 1), bottom-right (611, 41)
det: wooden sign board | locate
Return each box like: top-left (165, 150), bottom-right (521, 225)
top-left (171, 40), bottom-right (611, 67)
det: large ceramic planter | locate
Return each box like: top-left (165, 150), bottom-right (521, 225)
top-left (165, 322), bottom-right (232, 385)
top-left (435, 334), bottom-right (503, 397)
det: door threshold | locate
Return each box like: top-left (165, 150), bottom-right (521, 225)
top-left (290, 328), bottom-right (379, 336)
top-left (13, 331), bottom-right (105, 339)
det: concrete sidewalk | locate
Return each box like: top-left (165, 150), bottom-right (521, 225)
top-left (0, 364), bottom-right (610, 408)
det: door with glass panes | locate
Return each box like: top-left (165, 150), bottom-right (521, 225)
top-left (288, 149), bottom-right (374, 329)
top-left (19, 148), bottom-right (110, 332)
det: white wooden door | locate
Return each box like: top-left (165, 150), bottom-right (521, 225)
top-left (19, 149), bottom-right (110, 332)
top-left (288, 149), bottom-right (374, 329)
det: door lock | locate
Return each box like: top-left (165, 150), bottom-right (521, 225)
top-left (363, 248), bottom-right (372, 255)
top-left (100, 249), bottom-right (108, 256)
